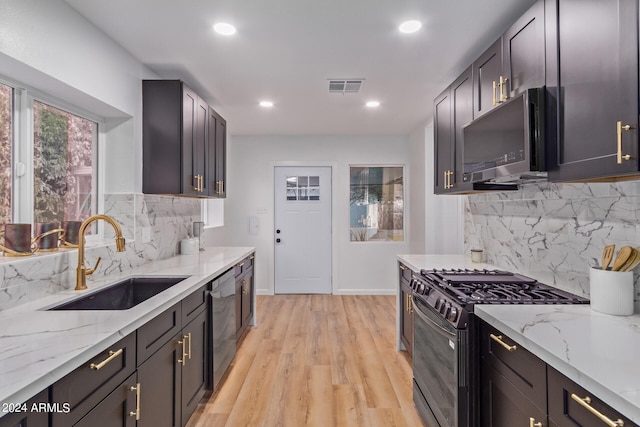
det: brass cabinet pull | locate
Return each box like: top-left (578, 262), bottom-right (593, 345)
top-left (529, 417), bottom-right (543, 427)
top-left (408, 295), bottom-right (413, 313)
top-left (399, 264), bottom-right (408, 271)
top-left (129, 383), bottom-right (141, 420)
top-left (570, 394), bottom-right (624, 427)
top-left (235, 262), bottom-right (244, 268)
top-left (499, 75), bottom-right (509, 103)
top-left (248, 255), bottom-right (255, 261)
top-left (178, 336), bottom-right (187, 366)
top-left (489, 333), bottom-right (517, 352)
top-left (492, 80), bottom-right (497, 106)
top-left (90, 348), bottom-right (123, 370)
top-left (616, 121), bottom-right (633, 164)
top-left (187, 332), bottom-right (192, 360)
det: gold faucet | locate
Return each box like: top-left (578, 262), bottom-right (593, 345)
top-left (75, 214), bottom-right (126, 291)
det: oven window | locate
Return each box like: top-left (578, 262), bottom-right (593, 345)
top-left (413, 298), bottom-right (458, 426)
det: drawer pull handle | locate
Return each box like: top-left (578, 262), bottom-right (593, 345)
top-left (529, 417), bottom-right (542, 427)
top-left (129, 383), bottom-right (141, 420)
top-left (399, 264), bottom-right (408, 271)
top-left (178, 336), bottom-right (188, 366)
top-left (235, 262), bottom-right (244, 268)
top-left (187, 332), bottom-right (192, 360)
top-left (90, 348), bottom-right (123, 370)
top-left (248, 255), bottom-right (255, 260)
top-left (489, 334), bottom-right (517, 352)
top-left (571, 394), bottom-right (624, 427)
top-left (616, 121), bottom-right (633, 164)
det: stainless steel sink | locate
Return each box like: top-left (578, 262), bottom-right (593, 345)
top-left (48, 276), bottom-right (189, 310)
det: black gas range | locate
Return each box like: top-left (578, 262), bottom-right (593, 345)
top-left (409, 268), bottom-right (588, 427)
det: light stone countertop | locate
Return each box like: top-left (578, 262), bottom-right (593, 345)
top-left (0, 246), bottom-right (255, 412)
top-left (397, 254), bottom-right (640, 424)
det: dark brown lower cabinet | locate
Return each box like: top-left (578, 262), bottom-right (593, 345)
top-left (74, 374), bottom-right (138, 427)
top-left (180, 309), bottom-right (208, 426)
top-left (481, 360), bottom-right (546, 427)
top-left (137, 334), bottom-right (181, 427)
top-left (548, 366), bottom-right (638, 427)
top-left (0, 389), bottom-right (49, 427)
top-left (235, 264), bottom-right (254, 341)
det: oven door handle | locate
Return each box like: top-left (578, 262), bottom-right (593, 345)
top-left (412, 297), bottom-right (456, 338)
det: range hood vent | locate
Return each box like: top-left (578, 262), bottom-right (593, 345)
top-left (328, 79), bottom-right (364, 93)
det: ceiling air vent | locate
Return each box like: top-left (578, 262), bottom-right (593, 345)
top-left (328, 79), bottom-right (364, 94)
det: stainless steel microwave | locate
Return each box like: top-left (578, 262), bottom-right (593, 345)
top-left (462, 87), bottom-right (546, 185)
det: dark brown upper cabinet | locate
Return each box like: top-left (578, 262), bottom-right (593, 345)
top-left (143, 80), bottom-right (227, 197)
top-left (434, 66), bottom-right (475, 195)
top-left (473, 0), bottom-right (545, 119)
top-left (545, 0), bottom-right (639, 181)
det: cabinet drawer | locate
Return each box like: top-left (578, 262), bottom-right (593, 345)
top-left (0, 389), bottom-right (49, 427)
top-left (51, 333), bottom-right (136, 427)
top-left (137, 302), bottom-right (181, 364)
top-left (73, 373), bottom-right (138, 427)
top-left (548, 366), bottom-right (638, 427)
top-left (234, 254), bottom-right (254, 277)
top-left (480, 321), bottom-right (546, 412)
top-left (181, 283), bottom-right (208, 326)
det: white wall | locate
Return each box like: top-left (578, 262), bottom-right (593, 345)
top-left (422, 121), bottom-right (465, 254)
top-left (225, 135), bottom-right (410, 295)
top-left (0, 0), bottom-right (159, 193)
top-left (408, 124), bottom-right (427, 253)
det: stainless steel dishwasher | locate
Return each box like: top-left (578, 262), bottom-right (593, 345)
top-left (208, 268), bottom-right (236, 390)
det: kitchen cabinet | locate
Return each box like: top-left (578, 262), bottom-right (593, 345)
top-left (207, 107), bottom-right (227, 198)
top-left (235, 253), bottom-right (255, 341)
top-left (479, 321), bottom-right (547, 427)
top-left (137, 302), bottom-right (208, 427)
top-left (548, 366), bottom-right (638, 427)
top-left (545, 0), bottom-right (640, 181)
top-left (142, 80), bottom-right (217, 197)
top-left (73, 374), bottom-right (138, 427)
top-left (434, 66), bottom-right (474, 194)
top-left (51, 333), bottom-right (137, 427)
top-left (0, 390), bottom-right (49, 427)
top-left (480, 320), bottom-right (639, 427)
top-left (473, 0), bottom-right (544, 119)
top-left (398, 262), bottom-right (414, 356)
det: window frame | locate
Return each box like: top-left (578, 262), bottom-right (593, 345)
top-left (0, 75), bottom-right (105, 241)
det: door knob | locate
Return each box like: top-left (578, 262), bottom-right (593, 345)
top-left (276, 229), bottom-right (281, 234)
top-left (276, 238), bottom-right (281, 243)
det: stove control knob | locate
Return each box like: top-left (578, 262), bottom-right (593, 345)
top-left (434, 298), bottom-right (443, 311)
top-left (442, 302), bottom-right (450, 315)
top-left (448, 307), bottom-right (458, 322)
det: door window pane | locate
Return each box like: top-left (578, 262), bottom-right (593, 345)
top-left (350, 166), bottom-right (404, 242)
top-left (0, 83), bottom-right (11, 225)
top-left (33, 101), bottom-right (97, 224)
top-left (285, 176), bottom-right (320, 201)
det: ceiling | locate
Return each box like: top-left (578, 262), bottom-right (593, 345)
top-left (64, 0), bottom-right (536, 136)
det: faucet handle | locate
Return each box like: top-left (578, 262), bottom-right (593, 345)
top-left (86, 257), bottom-right (102, 276)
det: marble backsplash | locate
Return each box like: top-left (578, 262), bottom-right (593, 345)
top-left (0, 194), bottom-right (201, 311)
top-left (464, 181), bottom-right (640, 311)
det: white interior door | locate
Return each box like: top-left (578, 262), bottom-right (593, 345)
top-left (274, 166), bottom-right (332, 294)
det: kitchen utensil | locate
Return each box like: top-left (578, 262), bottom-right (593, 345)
top-left (601, 244), bottom-right (615, 270)
top-left (611, 246), bottom-right (634, 271)
top-left (621, 247), bottom-right (640, 272)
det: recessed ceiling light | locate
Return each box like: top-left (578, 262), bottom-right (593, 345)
top-left (399, 20), bottom-right (422, 34)
top-left (259, 101), bottom-right (274, 107)
top-left (366, 101), bottom-right (380, 108)
top-left (213, 22), bottom-right (236, 36)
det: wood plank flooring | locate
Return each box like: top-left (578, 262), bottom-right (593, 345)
top-left (187, 295), bottom-right (425, 427)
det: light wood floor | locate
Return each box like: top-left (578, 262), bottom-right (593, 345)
top-left (187, 294), bottom-right (425, 427)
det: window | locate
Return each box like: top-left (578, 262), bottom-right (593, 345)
top-left (349, 166), bottom-right (404, 242)
top-left (0, 83), bottom-right (12, 225)
top-left (33, 101), bottom-right (97, 223)
top-left (0, 77), bottom-right (100, 232)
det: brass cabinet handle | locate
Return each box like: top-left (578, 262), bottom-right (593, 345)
top-left (178, 336), bottom-right (187, 366)
top-left (248, 255), bottom-right (255, 261)
top-left (187, 332), bottom-right (192, 360)
top-left (570, 394), bottom-right (624, 427)
top-left (489, 333), bottom-right (517, 352)
top-left (492, 80), bottom-right (497, 106)
top-left (529, 417), bottom-right (543, 427)
top-left (193, 175), bottom-right (199, 192)
top-left (90, 348), bottom-right (123, 370)
top-left (399, 264), bottom-right (408, 271)
top-left (129, 383), bottom-right (141, 420)
top-left (616, 121), bottom-right (633, 164)
top-left (408, 295), bottom-right (413, 313)
top-left (499, 75), bottom-right (509, 103)
top-left (235, 262), bottom-right (244, 268)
